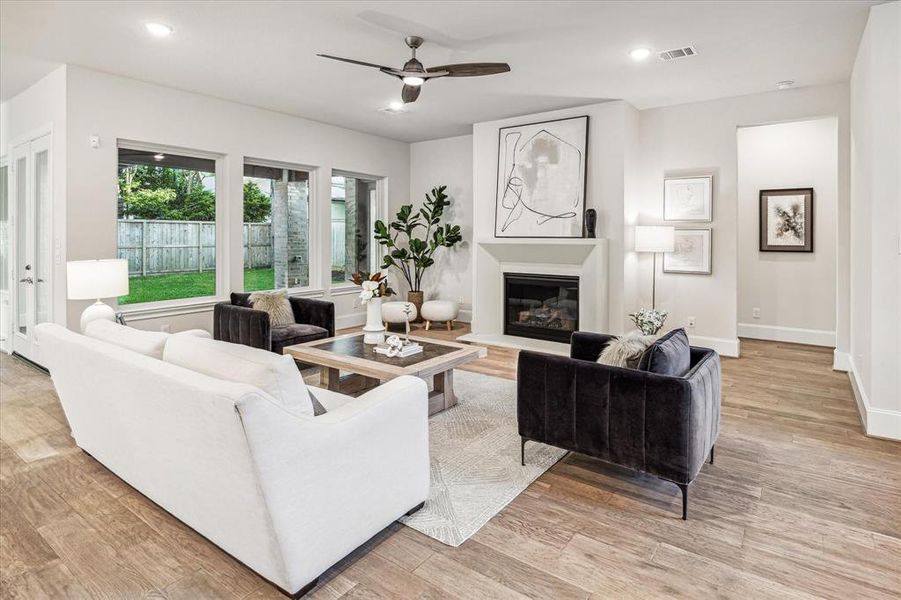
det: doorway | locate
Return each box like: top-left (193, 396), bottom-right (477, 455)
top-left (9, 134), bottom-right (53, 365)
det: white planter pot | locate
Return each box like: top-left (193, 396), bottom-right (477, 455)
top-left (362, 296), bottom-right (385, 345)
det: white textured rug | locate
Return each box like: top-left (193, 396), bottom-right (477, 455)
top-left (399, 370), bottom-right (567, 546)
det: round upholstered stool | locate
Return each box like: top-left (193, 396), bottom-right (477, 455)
top-left (381, 301), bottom-right (417, 330)
top-left (421, 300), bottom-right (460, 331)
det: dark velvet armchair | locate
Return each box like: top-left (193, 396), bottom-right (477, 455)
top-left (213, 293), bottom-right (335, 356)
top-left (517, 331), bottom-right (721, 519)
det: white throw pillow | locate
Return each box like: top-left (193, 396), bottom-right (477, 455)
top-left (84, 320), bottom-right (170, 359)
top-left (163, 335), bottom-right (314, 417)
top-left (249, 290), bottom-right (295, 327)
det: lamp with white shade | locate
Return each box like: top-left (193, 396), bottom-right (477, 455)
top-left (67, 259), bottom-right (129, 332)
top-left (634, 226), bottom-right (675, 309)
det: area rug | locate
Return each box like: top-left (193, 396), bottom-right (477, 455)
top-left (399, 370), bottom-right (567, 546)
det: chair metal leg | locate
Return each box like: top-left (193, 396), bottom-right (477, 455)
top-left (677, 483), bottom-right (689, 520)
top-left (709, 444), bottom-right (715, 465)
top-left (521, 437), bottom-right (527, 466)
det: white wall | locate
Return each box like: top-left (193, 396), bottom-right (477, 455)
top-left (633, 83), bottom-right (850, 357)
top-left (63, 66), bottom-right (410, 333)
top-left (736, 118), bottom-right (838, 346)
top-left (407, 135), bottom-right (473, 320)
top-left (1, 65), bottom-right (68, 334)
top-left (848, 1), bottom-right (900, 440)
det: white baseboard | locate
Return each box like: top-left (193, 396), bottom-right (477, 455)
top-left (847, 356), bottom-right (901, 441)
top-left (689, 335), bottom-right (740, 358)
top-left (832, 350), bottom-right (851, 372)
top-left (458, 308), bottom-right (472, 323)
top-left (737, 323), bottom-right (835, 347)
top-left (335, 312), bottom-right (366, 331)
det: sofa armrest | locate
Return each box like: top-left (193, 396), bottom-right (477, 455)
top-left (235, 376), bottom-right (429, 591)
top-left (570, 331), bottom-right (618, 361)
top-left (213, 302), bottom-right (272, 351)
top-left (289, 297), bottom-right (335, 337)
top-left (517, 349), bottom-right (720, 485)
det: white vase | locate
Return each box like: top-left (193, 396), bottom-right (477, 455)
top-left (362, 296), bottom-right (385, 345)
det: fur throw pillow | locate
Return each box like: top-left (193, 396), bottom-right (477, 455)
top-left (597, 332), bottom-right (656, 369)
top-left (249, 290), bottom-right (295, 327)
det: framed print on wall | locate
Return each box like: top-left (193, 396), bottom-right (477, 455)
top-left (663, 228), bottom-right (712, 274)
top-left (663, 175), bottom-right (713, 222)
top-left (759, 188), bottom-right (814, 252)
top-left (495, 115), bottom-right (588, 238)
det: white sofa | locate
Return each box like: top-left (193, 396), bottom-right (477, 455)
top-left (35, 323), bottom-right (430, 597)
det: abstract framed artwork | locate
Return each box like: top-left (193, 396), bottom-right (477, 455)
top-left (663, 228), bottom-right (712, 274)
top-left (495, 115), bottom-right (588, 238)
top-left (759, 188), bottom-right (814, 252)
top-left (663, 175), bottom-right (713, 222)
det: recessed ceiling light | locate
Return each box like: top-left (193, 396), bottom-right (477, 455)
top-left (153, 153), bottom-right (165, 161)
top-left (776, 80), bottom-right (794, 90)
top-left (388, 101), bottom-right (404, 112)
top-left (402, 76), bottom-right (425, 86)
top-left (630, 48), bottom-right (652, 62)
top-left (145, 22), bottom-right (173, 37)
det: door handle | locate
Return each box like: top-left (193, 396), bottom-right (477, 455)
top-left (19, 276), bottom-right (34, 284)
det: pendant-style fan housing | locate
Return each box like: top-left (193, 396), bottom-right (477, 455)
top-left (318, 36), bottom-right (510, 104)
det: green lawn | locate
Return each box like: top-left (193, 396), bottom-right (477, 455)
top-left (119, 268), bottom-right (275, 305)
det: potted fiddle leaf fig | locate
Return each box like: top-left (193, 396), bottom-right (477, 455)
top-left (374, 185), bottom-right (463, 320)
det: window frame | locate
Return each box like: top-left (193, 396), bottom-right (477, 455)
top-left (242, 157), bottom-right (319, 295)
top-left (116, 139), bottom-right (226, 315)
top-left (328, 168), bottom-right (386, 293)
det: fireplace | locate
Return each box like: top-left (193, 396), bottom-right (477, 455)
top-left (504, 273), bottom-right (579, 343)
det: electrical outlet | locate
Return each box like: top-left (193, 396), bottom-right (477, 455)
top-left (687, 316), bottom-right (696, 329)
top-left (752, 307), bottom-right (761, 319)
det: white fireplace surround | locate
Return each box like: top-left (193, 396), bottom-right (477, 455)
top-left (459, 238), bottom-right (608, 354)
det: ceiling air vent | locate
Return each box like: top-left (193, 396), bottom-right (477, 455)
top-left (658, 46), bottom-right (698, 62)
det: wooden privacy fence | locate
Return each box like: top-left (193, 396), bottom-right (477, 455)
top-left (118, 220), bottom-right (272, 276)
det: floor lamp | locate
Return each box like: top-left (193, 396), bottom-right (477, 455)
top-left (634, 226), bottom-right (675, 309)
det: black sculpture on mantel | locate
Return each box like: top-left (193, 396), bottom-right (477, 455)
top-left (584, 209), bottom-right (597, 238)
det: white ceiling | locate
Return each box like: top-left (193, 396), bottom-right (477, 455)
top-left (0, 1), bottom-right (878, 142)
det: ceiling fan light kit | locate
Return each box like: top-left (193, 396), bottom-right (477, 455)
top-left (318, 35), bottom-right (510, 104)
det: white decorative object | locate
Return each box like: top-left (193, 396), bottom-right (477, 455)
top-left (35, 322), bottom-right (429, 597)
top-left (495, 115), bottom-right (588, 238)
top-left (66, 259), bottom-right (129, 332)
top-left (628, 309), bottom-right (669, 336)
top-left (362, 296), bottom-right (385, 345)
top-left (634, 226), bottom-right (675, 309)
top-left (381, 301), bottom-right (418, 325)
top-left (421, 300), bottom-right (460, 331)
top-left (664, 175), bottom-right (713, 221)
top-left (375, 335), bottom-right (423, 358)
top-left (664, 228), bottom-right (712, 274)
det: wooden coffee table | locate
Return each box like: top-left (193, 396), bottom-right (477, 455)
top-left (283, 332), bottom-right (488, 416)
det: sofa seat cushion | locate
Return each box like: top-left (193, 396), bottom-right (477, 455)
top-left (638, 328), bottom-right (691, 376)
top-left (270, 323), bottom-right (329, 352)
top-left (163, 335), bottom-right (315, 417)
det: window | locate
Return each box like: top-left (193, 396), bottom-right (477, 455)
top-left (117, 148), bottom-right (217, 305)
top-left (331, 173), bottom-right (377, 284)
top-left (243, 163), bottom-right (310, 292)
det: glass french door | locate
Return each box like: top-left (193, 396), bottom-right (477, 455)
top-left (0, 159), bottom-right (8, 352)
top-left (10, 135), bottom-right (52, 365)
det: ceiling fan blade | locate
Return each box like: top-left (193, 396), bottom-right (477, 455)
top-left (317, 54), bottom-right (393, 70)
top-left (402, 85), bottom-right (421, 104)
top-left (426, 62), bottom-right (511, 77)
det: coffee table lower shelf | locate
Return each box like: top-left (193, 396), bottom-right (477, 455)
top-left (320, 367), bottom-right (457, 416)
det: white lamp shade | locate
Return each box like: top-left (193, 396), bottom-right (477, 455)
top-left (634, 226), bottom-right (675, 253)
top-left (67, 259), bottom-right (129, 300)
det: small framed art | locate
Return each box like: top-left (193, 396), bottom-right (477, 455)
top-left (664, 175), bottom-right (712, 222)
top-left (663, 228), bottom-right (712, 275)
top-left (759, 188), bottom-right (813, 252)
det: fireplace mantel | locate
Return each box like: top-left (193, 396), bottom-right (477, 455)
top-left (459, 238), bottom-right (609, 353)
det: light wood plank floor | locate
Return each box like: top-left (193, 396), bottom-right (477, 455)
top-left (1, 324), bottom-right (899, 599)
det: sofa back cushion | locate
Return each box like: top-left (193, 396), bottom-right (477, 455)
top-left (637, 328), bottom-right (691, 376)
top-left (85, 320), bottom-right (170, 359)
top-left (163, 335), bottom-right (314, 417)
